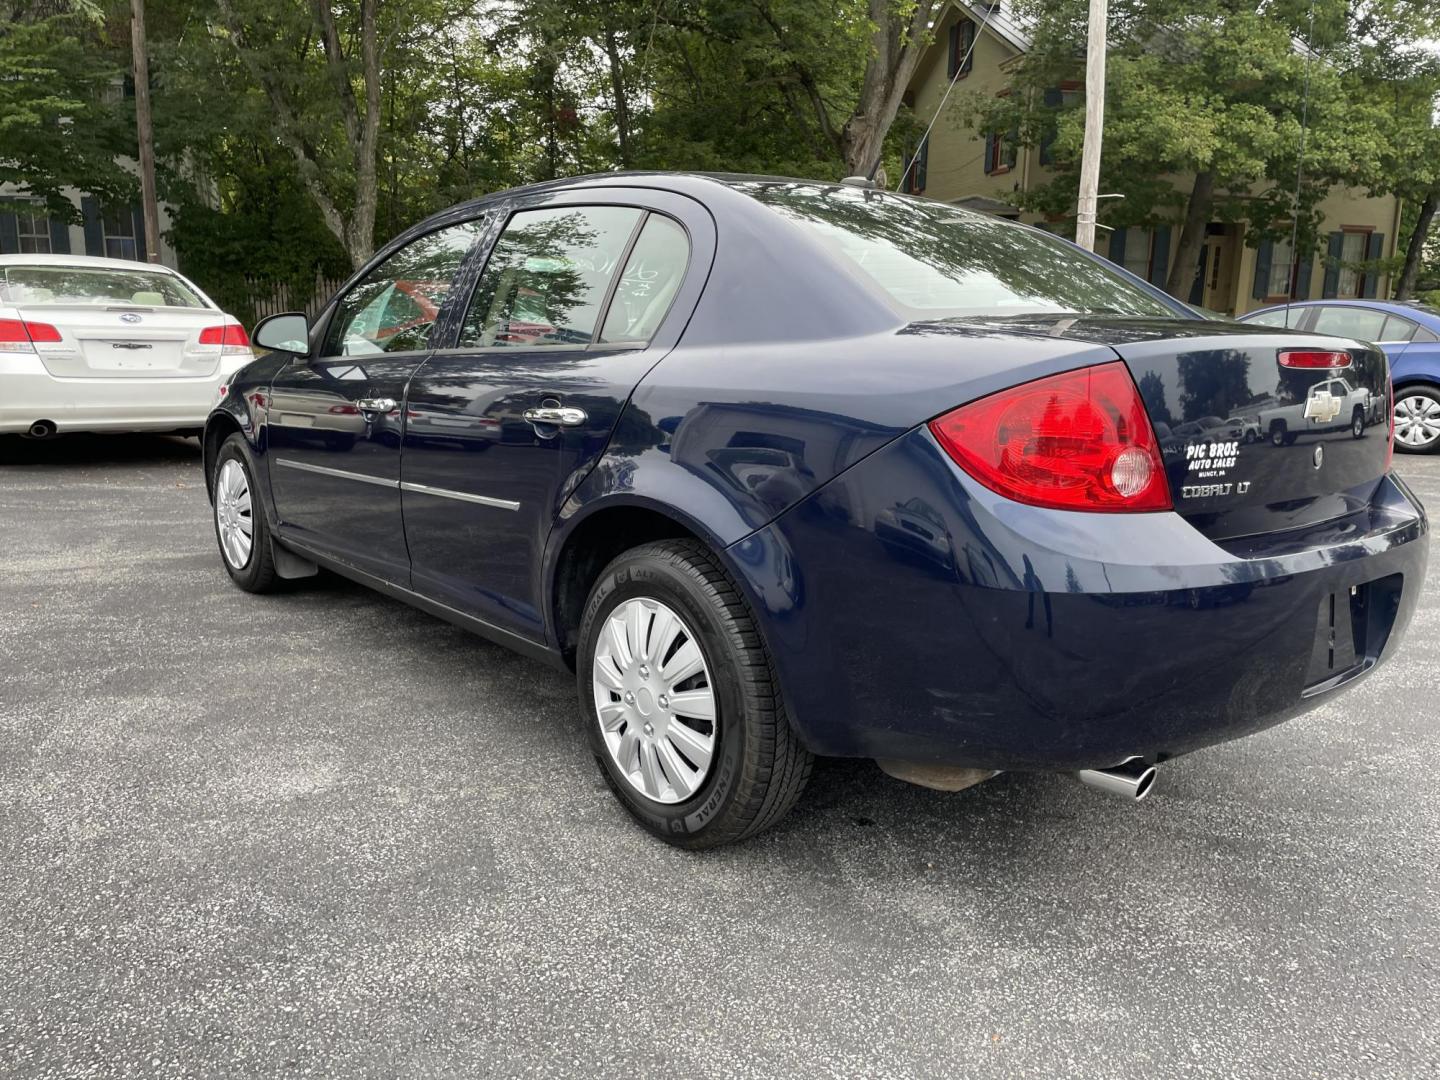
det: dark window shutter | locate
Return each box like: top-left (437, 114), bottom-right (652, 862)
top-left (1108, 227), bottom-right (1127, 266)
top-left (962, 23), bottom-right (974, 74)
top-left (1294, 250), bottom-right (1313, 299)
top-left (1252, 239), bottom-right (1273, 299)
top-left (131, 206), bottom-right (147, 262)
top-left (48, 214), bottom-right (70, 253)
top-left (0, 206), bottom-right (17, 254)
top-left (1363, 233), bottom-right (1383, 298)
top-left (948, 23), bottom-right (960, 78)
top-left (1321, 231), bottom-right (1343, 297)
top-left (81, 196), bottom-right (103, 256)
top-left (983, 132), bottom-right (995, 174)
top-left (1189, 246), bottom-right (1208, 306)
top-left (1149, 226), bottom-right (1171, 286)
top-left (1039, 88), bottom-right (1062, 166)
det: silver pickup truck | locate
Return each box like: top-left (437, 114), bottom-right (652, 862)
top-left (1259, 376), bottom-right (1374, 445)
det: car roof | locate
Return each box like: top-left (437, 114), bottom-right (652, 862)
top-left (1243, 298), bottom-right (1440, 325)
top-left (0, 253), bottom-right (185, 274)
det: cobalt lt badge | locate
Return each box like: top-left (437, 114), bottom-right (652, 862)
top-left (1313, 445), bottom-right (1325, 469)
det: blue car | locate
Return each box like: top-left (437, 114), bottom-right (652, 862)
top-left (204, 174), bottom-right (1427, 847)
top-left (1239, 298), bottom-right (1440, 453)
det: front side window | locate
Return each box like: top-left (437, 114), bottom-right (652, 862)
top-left (600, 214), bottom-right (690, 344)
top-left (736, 182), bottom-right (1176, 319)
top-left (1311, 305), bottom-right (1387, 342)
top-left (0, 265), bottom-right (204, 307)
top-left (459, 205), bottom-right (642, 347)
top-left (325, 218), bottom-right (485, 356)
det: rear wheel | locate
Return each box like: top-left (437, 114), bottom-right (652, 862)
top-left (1270, 422), bottom-right (1292, 447)
top-left (1352, 407), bottom-right (1365, 439)
top-left (577, 540), bottom-right (812, 848)
top-left (1394, 387), bottom-right (1440, 454)
top-left (213, 434), bottom-right (280, 592)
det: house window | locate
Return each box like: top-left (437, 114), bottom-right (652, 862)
top-left (1267, 237), bottom-right (1296, 298)
top-left (1123, 229), bottom-right (1154, 279)
top-left (1336, 230), bottom-right (1368, 298)
top-left (102, 207), bottom-right (137, 260)
top-left (948, 19), bottom-right (976, 79)
top-left (16, 207), bottom-right (52, 254)
top-left (986, 129), bottom-right (1015, 174)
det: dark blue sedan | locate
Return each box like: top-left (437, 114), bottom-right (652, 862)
top-left (1239, 298), bottom-right (1440, 453)
top-left (204, 174), bottom-right (1428, 847)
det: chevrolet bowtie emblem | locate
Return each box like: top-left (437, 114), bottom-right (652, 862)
top-left (1304, 391), bottom-right (1342, 423)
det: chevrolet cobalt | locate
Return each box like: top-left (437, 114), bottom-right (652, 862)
top-left (204, 174), bottom-right (1427, 847)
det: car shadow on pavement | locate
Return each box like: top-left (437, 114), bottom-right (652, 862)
top-left (0, 433), bottom-right (202, 467)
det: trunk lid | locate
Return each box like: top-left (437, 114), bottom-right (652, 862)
top-left (944, 315), bottom-right (1391, 541)
top-left (18, 304), bottom-right (228, 379)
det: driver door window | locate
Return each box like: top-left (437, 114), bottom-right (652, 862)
top-left (325, 219), bottom-right (486, 356)
top-left (457, 206), bottom-right (643, 348)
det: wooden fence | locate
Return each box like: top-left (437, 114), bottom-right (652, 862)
top-left (227, 272), bottom-right (348, 328)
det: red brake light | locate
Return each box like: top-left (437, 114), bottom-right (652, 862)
top-left (928, 361), bottom-right (1172, 512)
top-left (1278, 349), bottom-right (1350, 369)
top-left (0, 318), bottom-right (61, 345)
top-left (199, 324), bottom-right (250, 347)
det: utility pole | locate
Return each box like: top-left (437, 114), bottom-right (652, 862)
top-left (131, 0), bottom-right (161, 264)
top-left (1074, 0), bottom-right (1107, 251)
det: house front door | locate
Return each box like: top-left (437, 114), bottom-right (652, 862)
top-left (1201, 232), bottom-right (1237, 314)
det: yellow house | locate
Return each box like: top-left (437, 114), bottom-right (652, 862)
top-left (901, 2), bottom-right (1403, 315)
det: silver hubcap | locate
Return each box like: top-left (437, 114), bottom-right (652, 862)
top-left (215, 459), bottom-right (254, 569)
top-left (592, 597), bottom-right (717, 804)
top-left (1395, 395), bottom-right (1440, 448)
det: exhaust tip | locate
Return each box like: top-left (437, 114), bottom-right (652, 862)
top-left (1073, 757), bottom-right (1157, 802)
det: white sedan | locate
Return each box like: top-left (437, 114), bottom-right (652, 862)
top-left (0, 254), bottom-right (253, 438)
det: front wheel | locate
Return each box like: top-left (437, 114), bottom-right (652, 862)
top-left (1394, 388), bottom-right (1440, 454)
top-left (212, 433), bottom-right (280, 592)
top-left (577, 540), bottom-right (812, 848)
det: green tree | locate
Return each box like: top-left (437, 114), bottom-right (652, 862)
top-left (0, 2), bottom-right (133, 220)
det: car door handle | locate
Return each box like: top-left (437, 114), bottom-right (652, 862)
top-left (356, 397), bottom-right (396, 413)
top-left (523, 405), bottom-right (587, 426)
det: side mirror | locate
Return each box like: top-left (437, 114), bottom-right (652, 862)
top-left (253, 312), bottom-right (312, 356)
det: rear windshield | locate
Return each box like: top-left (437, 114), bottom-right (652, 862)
top-left (735, 182), bottom-right (1177, 320)
top-left (0, 266), bottom-right (207, 309)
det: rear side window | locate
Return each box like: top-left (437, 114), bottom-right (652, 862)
top-left (1244, 308), bottom-right (1302, 328)
top-left (601, 214), bottom-right (690, 343)
top-left (459, 206), bottom-right (642, 347)
top-left (1310, 306), bottom-right (1388, 341)
top-left (325, 218), bottom-right (485, 356)
top-left (1381, 315), bottom-right (1417, 342)
top-left (734, 182), bottom-right (1175, 319)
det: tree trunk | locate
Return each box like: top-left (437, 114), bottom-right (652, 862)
top-left (838, 0), bottom-right (941, 178)
top-left (603, 26), bottom-right (631, 168)
top-left (1166, 171), bottom-right (1214, 300)
top-left (1394, 188), bottom-right (1437, 301)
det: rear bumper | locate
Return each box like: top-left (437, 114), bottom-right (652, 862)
top-left (728, 428), bottom-right (1428, 771)
top-left (0, 356), bottom-right (222, 434)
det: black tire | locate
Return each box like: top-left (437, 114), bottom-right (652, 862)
top-left (212, 433), bottom-right (281, 593)
top-left (1270, 422), bottom-right (1289, 447)
top-left (1394, 386), bottom-right (1440, 454)
top-left (576, 539), bottom-right (813, 849)
top-left (1351, 407), bottom-right (1365, 439)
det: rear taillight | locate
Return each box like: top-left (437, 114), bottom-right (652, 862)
top-left (928, 361), bottom-right (1172, 512)
top-left (1278, 349), bottom-right (1351, 369)
top-left (0, 318), bottom-right (61, 351)
top-left (199, 324), bottom-right (251, 352)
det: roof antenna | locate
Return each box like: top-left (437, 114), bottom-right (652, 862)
top-left (1284, 0), bottom-right (1317, 329)
top-left (888, 2), bottom-right (1000, 190)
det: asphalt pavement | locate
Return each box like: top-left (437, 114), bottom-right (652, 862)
top-left (1, 433), bottom-right (1437, 1079)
